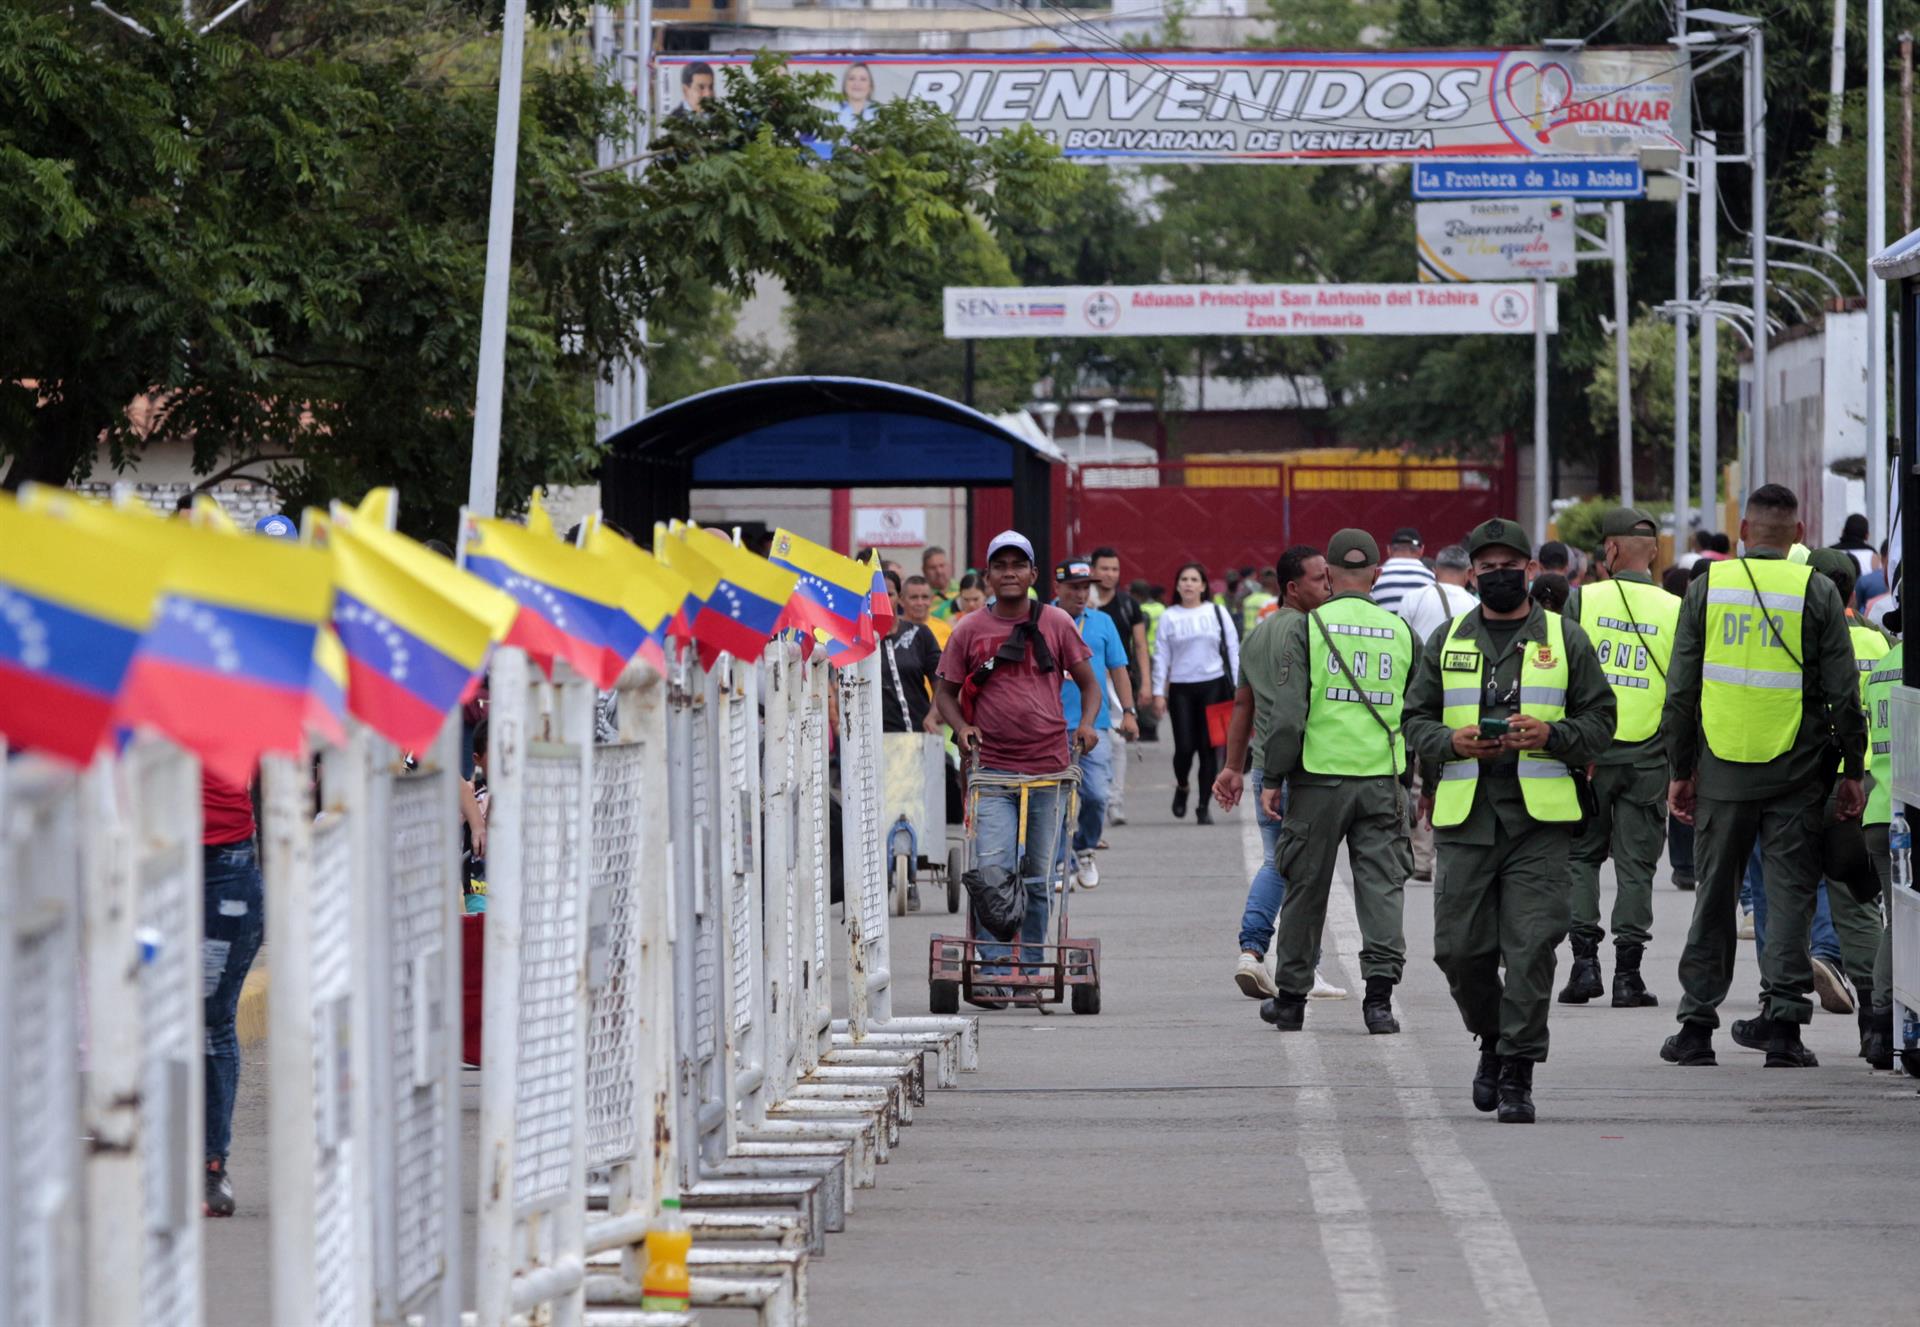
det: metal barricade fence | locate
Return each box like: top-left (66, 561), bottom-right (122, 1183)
top-left (366, 721), bottom-right (465, 1327)
top-left (1, 760), bottom-right (85, 1327)
top-left (264, 739), bottom-right (374, 1327)
top-left (831, 655), bottom-right (978, 1084)
top-left (476, 647), bottom-right (593, 1326)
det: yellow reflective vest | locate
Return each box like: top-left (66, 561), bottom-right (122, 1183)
top-left (1577, 576), bottom-right (1681, 743)
top-left (1866, 642), bottom-right (1903, 826)
top-left (1433, 611), bottom-right (1581, 827)
top-left (1701, 558), bottom-right (1814, 763)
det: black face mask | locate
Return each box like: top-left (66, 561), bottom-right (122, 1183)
top-left (1476, 567), bottom-right (1529, 612)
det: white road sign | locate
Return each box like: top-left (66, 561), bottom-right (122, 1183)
top-left (1417, 198), bottom-right (1576, 281)
top-left (943, 283), bottom-right (1558, 338)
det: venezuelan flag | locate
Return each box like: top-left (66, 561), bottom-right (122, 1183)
top-left (664, 526), bottom-right (799, 668)
top-left (581, 519), bottom-right (689, 675)
top-left (867, 552), bottom-right (896, 638)
top-left (461, 500), bottom-right (650, 689)
top-left (111, 513), bottom-right (335, 784)
top-left (322, 518), bottom-right (512, 751)
top-left (306, 625), bottom-right (349, 747)
top-left (769, 528), bottom-right (873, 646)
top-left (0, 492), bottom-right (170, 765)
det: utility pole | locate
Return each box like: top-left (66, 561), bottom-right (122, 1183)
top-left (1612, 200), bottom-right (1634, 506)
top-left (1870, 0), bottom-right (1890, 540)
top-left (1700, 132), bottom-right (1720, 533)
top-left (1749, 23), bottom-right (1769, 492)
top-left (1534, 276), bottom-right (1550, 548)
top-left (593, 4), bottom-right (652, 442)
top-left (468, 0), bottom-right (530, 520)
top-left (1824, 0), bottom-right (1848, 250)
top-left (1674, 161), bottom-right (1692, 547)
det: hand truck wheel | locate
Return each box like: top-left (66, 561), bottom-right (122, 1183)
top-left (945, 844), bottom-right (964, 913)
top-left (1070, 981), bottom-right (1102, 1016)
top-left (890, 854), bottom-right (911, 916)
top-left (929, 979), bottom-right (960, 1015)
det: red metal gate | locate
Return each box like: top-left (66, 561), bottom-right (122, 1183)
top-left (1062, 445), bottom-right (1514, 589)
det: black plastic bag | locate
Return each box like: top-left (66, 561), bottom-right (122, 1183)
top-left (965, 864), bottom-right (1024, 942)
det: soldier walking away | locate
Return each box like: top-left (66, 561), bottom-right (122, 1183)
top-left (1558, 508), bottom-right (1681, 1009)
top-left (1403, 519), bottom-right (1617, 1123)
top-left (1254, 531), bottom-right (1415, 1036)
top-left (1661, 485), bottom-right (1867, 1069)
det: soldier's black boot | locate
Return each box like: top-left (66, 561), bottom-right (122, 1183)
top-left (1472, 1048), bottom-right (1500, 1112)
top-left (1557, 935), bottom-right (1605, 1004)
top-left (1611, 944), bottom-right (1659, 1007)
top-left (1763, 1020), bottom-right (1819, 1068)
top-left (1362, 976), bottom-right (1400, 1034)
top-left (1260, 993), bottom-right (1306, 1031)
top-left (1864, 1006), bottom-right (1896, 1070)
top-left (1857, 1005), bottom-right (1876, 1059)
top-left (1495, 1057), bottom-right (1535, 1123)
top-left (1660, 1020), bottom-right (1717, 1066)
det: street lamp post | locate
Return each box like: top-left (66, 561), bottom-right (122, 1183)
top-left (469, 0), bottom-right (530, 520)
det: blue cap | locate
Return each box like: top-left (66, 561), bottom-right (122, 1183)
top-left (255, 513), bottom-right (298, 540)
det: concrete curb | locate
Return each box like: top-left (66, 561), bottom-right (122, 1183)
top-left (236, 961), bottom-right (269, 1047)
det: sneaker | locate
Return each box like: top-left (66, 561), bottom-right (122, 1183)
top-left (1309, 970), bottom-right (1348, 1000)
top-left (1737, 908), bottom-right (1755, 940)
top-left (965, 985), bottom-right (1011, 1010)
top-left (1810, 956), bottom-right (1856, 1015)
top-left (1074, 851), bottom-right (1100, 891)
top-left (1110, 808), bottom-right (1127, 826)
top-left (204, 1157), bottom-right (235, 1218)
top-left (1235, 951), bottom-right (1277, 999)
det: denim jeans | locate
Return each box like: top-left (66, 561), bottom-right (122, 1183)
top-left (1746, 838), bottom-right (1841, 964)
top-left (1238, 768), bottom-right (1289, 954)
top-left (973, 768), bottom-right (1067, 972)
top-left (1070, 734), bottom-right (1112, 855)
top-left (204, 840), bottom-right (265, 1160)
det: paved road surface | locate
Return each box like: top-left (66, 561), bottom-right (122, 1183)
top-left (210, 746), bottom-right (1920, 1325)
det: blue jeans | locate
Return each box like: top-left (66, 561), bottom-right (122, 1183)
top-left (204, 840), bottom-right (265, 1160)
top-left (1238, 769), bottom-right (1289, 954)
top-left (1069, 734), bottom-right (1112, 855)
top-left (1746, 839), bottom-right (1841, 963)
top-left (973, 768), bottom-right (1067, 972)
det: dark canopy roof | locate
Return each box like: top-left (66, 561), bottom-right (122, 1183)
top-left (599, 376), bottom-right (1059, 566)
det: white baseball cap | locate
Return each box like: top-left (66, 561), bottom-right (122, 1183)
top-left (984, 530), bottom-right (1035, 564)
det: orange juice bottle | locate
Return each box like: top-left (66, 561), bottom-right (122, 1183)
top-left (641, 1196), bottom-right (691, 1312)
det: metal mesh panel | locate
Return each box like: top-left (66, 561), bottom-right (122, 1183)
top-left (388, 772), bottom-right (450, 1307)
top-left (6, 785), bottom-right (80, 1327)
top-left (690, 712), bottom-right (719, 1062)
top-left (586, 742), bottom-right (645, 1170)
top-left (513, 752), bottom-right (583, 1209)
top-left (845, 675), bottom-right (888, 940)
top-left (803, 683), bottom-right (830, 995)
top-left (309, 817), bottom-right (358, 1327)
top-left (725, 692), bottom-right (755, 1035)
top-left (138, 839), bottom-right (198, 1327)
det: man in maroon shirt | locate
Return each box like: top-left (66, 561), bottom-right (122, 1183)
top-left (202, 768), bottom-right (264, 1217)
top-left (934, 531), bottom-right (1098, 1004)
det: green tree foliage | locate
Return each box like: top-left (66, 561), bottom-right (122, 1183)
top-left (0, 4), bottom-right (1072, 537)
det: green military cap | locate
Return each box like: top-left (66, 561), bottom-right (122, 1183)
top-left (1465, 517), bottom-right (1531, 560)
top-left (1599, 506), bottom-right (1659, 538)
top-left (1807, 546), bottom-right (1859, 589)
top-left (1326, 528), bottom-right (1380, 570)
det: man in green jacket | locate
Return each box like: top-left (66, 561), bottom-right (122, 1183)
top-left (1660, 484), bottom-right (1867, 1068)
top-left (1254, 530), bottom-right (1414, 1034)
top-left (1558, 507), bottom-right (1682, 1008)
top-left (1403, 518), bottom-right (1616, 1122)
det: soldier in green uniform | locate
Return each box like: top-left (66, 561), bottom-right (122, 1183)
top-left (1660, 485), bottom-right (1867, 1069)
top-left (1861, 620), bottom-right (1903, 1068)
top-left (1403, 519), bottom-right (1616, 1123)
top-left (1557, 508), bottom-right (1681, 1008)
top-left (1254, 530), bottom-right (1415, 1034)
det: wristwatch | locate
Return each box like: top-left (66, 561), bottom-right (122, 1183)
top-left (1122, 706), bottom-right (1138, 715)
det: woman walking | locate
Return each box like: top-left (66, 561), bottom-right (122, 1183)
top-left (1150, 562), bottom-right (1239, 824)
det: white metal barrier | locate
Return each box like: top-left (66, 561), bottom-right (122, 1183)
top-left (1, 761), bottom-right (85, 1327)
top-left (2, 622), bottom-right (982, 1327)
top-left (263, 739), bottom-right (374, 1327)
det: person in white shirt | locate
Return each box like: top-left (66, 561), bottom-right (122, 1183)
top-left (1370, 526), bottom-right (1436, 614)
top-left (1150, 562), bottom-right (1240, 825)
top-left (1398, 542), bottom-right (1479, 647)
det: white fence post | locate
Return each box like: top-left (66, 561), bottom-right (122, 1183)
top-left (1, 761), bottom-right (86, 1327)
top-left (475, 647), bottom-right (593, 1326)
top-left (831, 656), bottom-right (978, 1084)
top-left (365, 720), bottom-right (463, 1327)
top-left (264, 739), bottom-right (374, 1327)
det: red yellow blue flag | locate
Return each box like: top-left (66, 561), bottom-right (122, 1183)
top-left (461, 492), bottom-right (651, 688)
top-left (769, 528), bottom-right (874, 647)
top-left (306, 625), bottom-right (349, 747)
top-left (0, 491), bottom-right (170, 765)
top-left (662, 526), bottom-right (799, 669)
top-left (580, 518), bottom-right (689, 675)
top-left (867, 552), bottom-right (895, 638)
